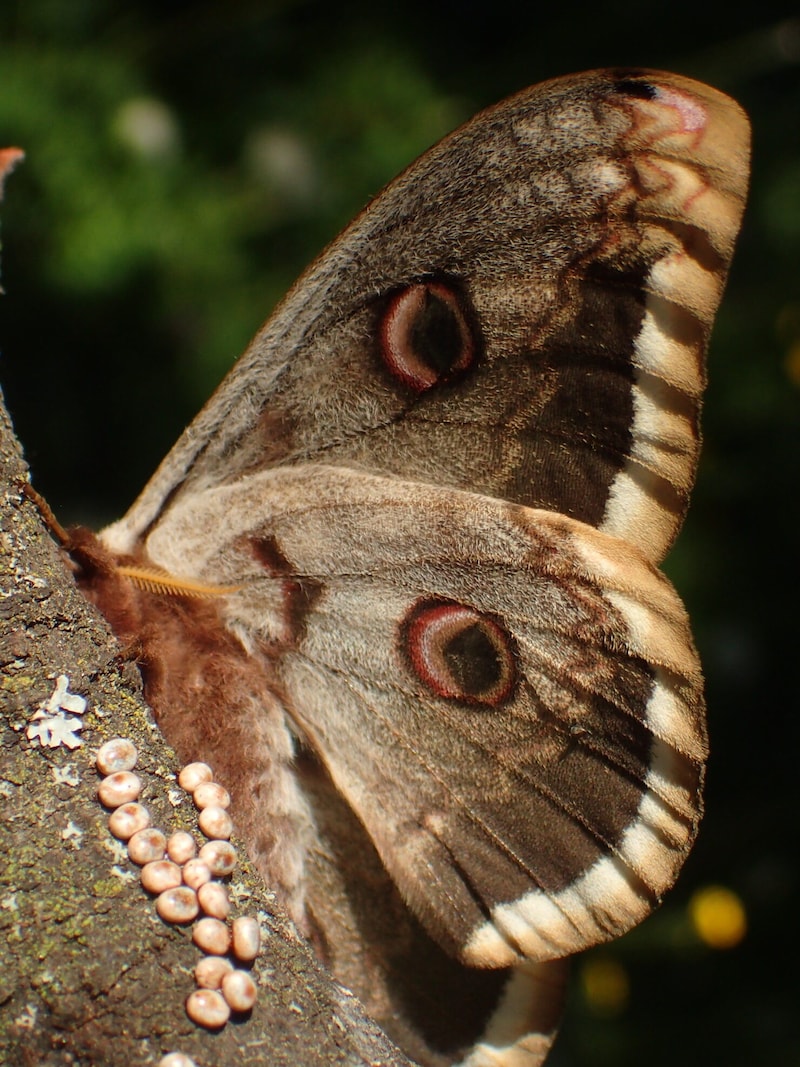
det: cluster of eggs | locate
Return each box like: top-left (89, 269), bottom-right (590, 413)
top-left (95, 739), bottom-right (262, 1036)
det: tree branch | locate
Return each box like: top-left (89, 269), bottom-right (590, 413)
top-left (0, 390), bottom-right (411, 1066)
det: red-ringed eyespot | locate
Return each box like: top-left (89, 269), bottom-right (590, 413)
top-left (403, 600), bottom-right (517, 706)
top-left (380, 280), bottom-right (476, 392)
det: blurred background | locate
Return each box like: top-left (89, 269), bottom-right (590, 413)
top-left (1, 3), bottom-right (798, 1064)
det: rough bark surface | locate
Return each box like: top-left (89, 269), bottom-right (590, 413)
top-left (0, 389), bottom-right (411, 1067)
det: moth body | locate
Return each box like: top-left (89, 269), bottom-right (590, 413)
top-left (74, 68), bottom-right (749, 1066)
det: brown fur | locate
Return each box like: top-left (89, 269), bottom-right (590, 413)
top-left (70, 526), bottom-right (313, 929)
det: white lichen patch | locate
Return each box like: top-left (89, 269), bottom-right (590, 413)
top-left (229, 882), bottom-right (255, 907)
top-left (102, 836), bottom-right (129, 865)
top-left (42, 675), bottom-right (87, 716)
top-left (22, 574), bottom-right (49, 591)
top-left (1, 893), bottom-right (18, 911)
top-left (111, 865), bottom-right (137, 882)
top-left (26, 713), bottom-right (84, 749)
top-left (167, 788), bottom-right (185, 807)
top-left (256, 909), bottom-right (271, 931)
top-left (27, 675), bottom-right (89, 750)
top-left (61, 820), bottom-right (84, 847)
top-left (13, 1004), bottom-right (37, 1030)
top-left (52, 764), bottom-right (80, 786)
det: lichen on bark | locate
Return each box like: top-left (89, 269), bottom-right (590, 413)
top-left (0, 391), bottom-right (410, 1067)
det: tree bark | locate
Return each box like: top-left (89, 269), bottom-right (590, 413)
top-left (0, 390), bottom-right (411, 1066)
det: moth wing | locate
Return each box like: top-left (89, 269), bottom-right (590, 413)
top-left (104, 69), bottom-right (749, 566)
top-left (143, 465), bottom-right (706, 965)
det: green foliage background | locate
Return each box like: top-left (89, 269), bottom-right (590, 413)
top-left (1, 3), bottom-right (799, 1064)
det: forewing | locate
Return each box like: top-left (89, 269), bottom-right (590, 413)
top-left (105, 69), bottom-right (749, 566)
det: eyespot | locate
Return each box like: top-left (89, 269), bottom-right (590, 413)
top-left (403, 599), bottom-right (517, 707)
top-left (380, 280), bottom-right (476, 392)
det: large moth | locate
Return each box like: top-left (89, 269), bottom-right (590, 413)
top-left (68, 69), bottom-right (749, 1065)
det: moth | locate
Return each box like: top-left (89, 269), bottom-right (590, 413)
top-left (69, 69), bottom-right (750, 1066)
